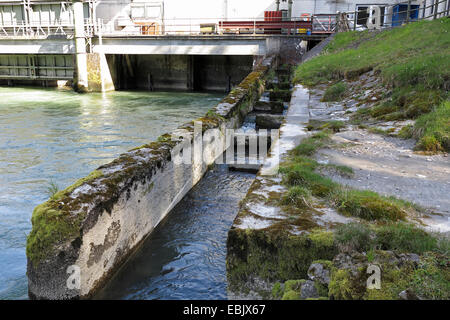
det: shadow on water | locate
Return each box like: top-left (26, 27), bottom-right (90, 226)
top-left (95, 164), bottom-right (255, 300)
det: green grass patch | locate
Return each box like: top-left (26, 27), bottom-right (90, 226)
top-left (321, 82), bottom-right (347, 102)
top-left (413, 101), bottom-right (450, 152)
top-left (294, 18), bottom-right (450, 153)
top-left (290, 131), bottom-right (331, 156)
top-left (294, 18), bottom-right (450, 88)
top-left (280, 133), bottom-right (415, 222)
top-left (335, 222), bottom-right (448, 255)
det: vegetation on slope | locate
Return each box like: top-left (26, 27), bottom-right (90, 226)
top-left (293, 18), bottom-right (450, 152)
top-left (274, 128), bottom-right (449, 300)
top-left (280, 130), bottom-right (417, 221)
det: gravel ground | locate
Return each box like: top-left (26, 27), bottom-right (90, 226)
top-left (315, 129), bottom-right (450, 233)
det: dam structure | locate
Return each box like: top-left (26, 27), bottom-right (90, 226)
top-left (4, 0), bottom-right (447, 301)
top-left (0, 0), bottom-right (336, 92)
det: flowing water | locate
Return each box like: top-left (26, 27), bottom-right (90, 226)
top-left (0, 86), bottom-right (224, 300)
top-left (95, 165), bottom-right (254, 300)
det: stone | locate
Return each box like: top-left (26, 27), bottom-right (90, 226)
top-left (307, 262), bottom-right (331, 285)
top-left (398, 253), bottom-right (420, 267)
top-left (256, 114), bottom-right (284, 129)
top-left (254, 101), bottom-right (284, 114)
top-left (399, 289), bottom-right (421, 300)
top-left (300, 280), bottom-right (319, 299)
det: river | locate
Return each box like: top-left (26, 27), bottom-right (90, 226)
top-left (0, 86), bottom-right (224, 299)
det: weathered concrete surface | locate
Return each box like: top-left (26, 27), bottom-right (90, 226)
top-left (255, 114), bottom-right (284, 129)
top-left (26, 57), bottom-right (273, 300)
top-left (227, 85), bottom-right (354, 298)
top-left (0, 38), bottom-right (75, 54)
top-left (108, 54), bottom-right (253, 92)
top-left (86, 53), bottom-right (115, 92)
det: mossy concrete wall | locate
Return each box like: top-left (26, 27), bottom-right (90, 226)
top-left (26, 56), bottom-right (274, 300)
top-left (86, 53), bottom-right (115, 92)
top-left (226, 85), bottom-right (354, 297)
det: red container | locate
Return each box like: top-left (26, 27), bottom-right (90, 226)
top-left (264, 11), bottom-right (282, 34)
top-left (264, 11), bottom-right (282, 22)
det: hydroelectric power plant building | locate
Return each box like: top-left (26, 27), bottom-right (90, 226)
top-left (0, 0), bottom-right (441, 92)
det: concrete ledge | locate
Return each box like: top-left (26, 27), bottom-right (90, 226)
top-left (26, 56), bottom-right (274, 299)
top-left (226, 85), bottom-right (354, 297)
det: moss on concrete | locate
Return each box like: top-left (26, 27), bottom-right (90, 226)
top-left (226, 227), bottom-right (337, 293)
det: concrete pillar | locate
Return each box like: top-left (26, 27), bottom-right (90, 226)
top-left (73, 0), bottom-right (88, 92)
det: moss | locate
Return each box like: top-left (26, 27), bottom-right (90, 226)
top-left (271, 282), bottom-right (283, 299)
top-left (284, 279), bottom-right (305, 292)
top-left (51, 170), bottom-right (103, 201)
top-left (281, 290), bottom-right (301, 300)
top-left (328, 268), bottom-right (367, 300)
top-left (226, 228), bottom-right (337, 293)
top-left (306, 296), bottom-right (329, 300)
top-left (26, 203), bottom-right (81, 265)
top-left (27, 169), bottom-right (104, 265)
top-left (308, 229), bottom-right (334, 247)
top-left (330, 188), bottom-right (407, 221)
top-left (314, 281), bottom-right (329, 297)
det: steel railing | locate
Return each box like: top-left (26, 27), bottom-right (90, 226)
top-left (335, 0), bottom-right (450, 32)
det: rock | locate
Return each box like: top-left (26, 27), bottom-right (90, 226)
top-left (300, 280), bottom-right (319, 299)
top-left (399, 289), bottom-right (421, 300)
top-left (256, 114), bottom-right (284, 129)
top-left (307, 262), bottom-right (331, 285)
top-left (269, 90), bottom-right (292, 102)
top-left (254, 101), bottom-right (284, 114)
top-left (398, 253), bottom-right (420, 267)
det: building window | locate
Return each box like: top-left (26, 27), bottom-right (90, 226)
top-left (356, 5), bottom-right (386, 26)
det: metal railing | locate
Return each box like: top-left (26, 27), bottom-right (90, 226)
top-left (0, 18), bottom-right (95, 38)
top-left (335, 0), bottom-right (450, 32)
top-left (94, 15), bottom-right (337, 37)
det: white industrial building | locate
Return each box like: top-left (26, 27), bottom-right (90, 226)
top-left (0, 0), bottom-right (446, 36)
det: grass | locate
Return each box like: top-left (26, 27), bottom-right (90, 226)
top-left (293, 18), bottom-right (450, 152)
top-left (334, 222), bottom-right (448, 255)
top-left (413, 101), bottom-right (450, 152)
top-left (280, 131), bottom-right (415, 222)
top-left (321, 82), bottom-right (347, 102)
top-left (45, 180), bottom-right (60, 199)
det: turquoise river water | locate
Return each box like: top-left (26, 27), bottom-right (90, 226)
top-left (0, 86), bottom-right (224, 299)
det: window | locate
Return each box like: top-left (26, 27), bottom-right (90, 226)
top-left (131, 3), bottom-right (162, 20)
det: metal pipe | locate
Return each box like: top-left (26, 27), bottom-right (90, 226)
top-left (276, 0), bottom-right (280, 11)
top-left (288, 0), bottom-right (293, 20)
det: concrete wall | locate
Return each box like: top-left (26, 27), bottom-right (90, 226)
top-left (26, 56), bottom-right (273, 300)
top-left (107, 53), bottom-right (253, 91)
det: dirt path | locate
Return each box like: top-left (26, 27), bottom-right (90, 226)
top-left (315, 129), bottom-right (450, 233)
